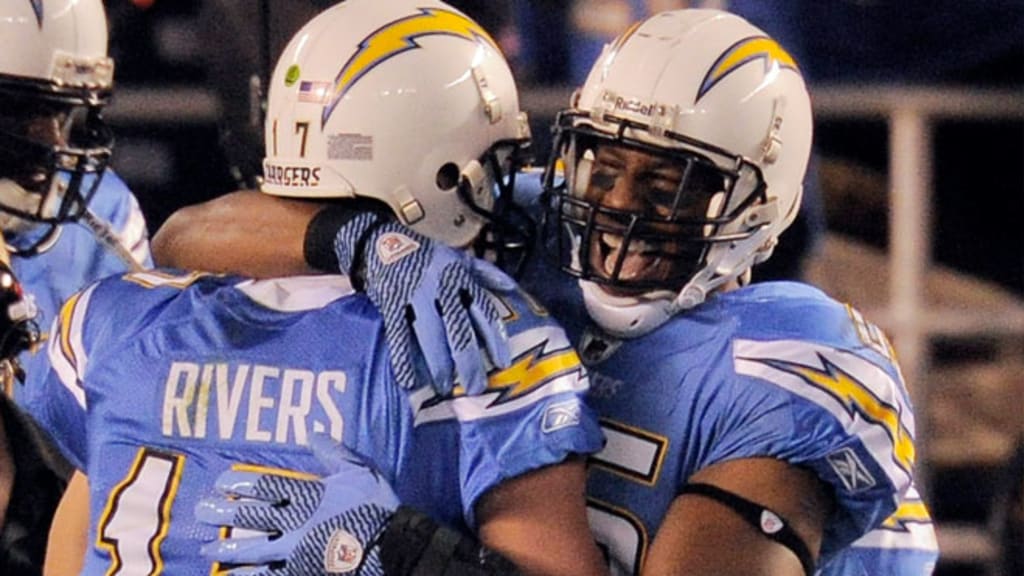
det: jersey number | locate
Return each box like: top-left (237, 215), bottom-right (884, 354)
top-left (587, 421), bottom-right (667, 575)
top-left (97, 448), bottom-right (184, 575)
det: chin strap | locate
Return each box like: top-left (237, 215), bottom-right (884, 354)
top-left (580, 280), bottom-right (676, 339)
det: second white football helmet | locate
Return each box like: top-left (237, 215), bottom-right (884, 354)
top-left (544, 9), bottom-right (813, 337)
top-left (262, 0), bottom-right (531, 251)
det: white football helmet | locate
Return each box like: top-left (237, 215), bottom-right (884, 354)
top-left (0, 0), bottom-right (115, 253)
top-left (262, 0), bottom-right (532, 256)
top-left (543, 9), bottom-right (813, 337)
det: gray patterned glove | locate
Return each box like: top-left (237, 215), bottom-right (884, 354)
top-left (196, 434), bottom-right (399, 575)
top-left (335, 214), bottom-right (513, 395)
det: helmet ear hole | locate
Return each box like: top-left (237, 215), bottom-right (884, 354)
top-left (436, 162), bottom-right (461, 191)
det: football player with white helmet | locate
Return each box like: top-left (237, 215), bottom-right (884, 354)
top-left (0, 1), bottom-right (151, 573)
top-left (535, 12), bottom-right (936, 574)
top-left (32, 1), bottom-right (606, 575)
top-left (153, 7), bottom-right (937, 576)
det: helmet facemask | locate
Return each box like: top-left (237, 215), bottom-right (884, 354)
top-left (0, 93), bottom-right (113, 225)
top-left (460, 136), bottom-right (535, 277)
top-left (543, 111), bottom-right (771, 300)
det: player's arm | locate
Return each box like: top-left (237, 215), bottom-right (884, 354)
top-left (198, 436), bottom-right (605, 575)
top-left (474, 457), bottom-right (605, 576)
top-left (44, 470), bottom-right (89, 576)
top-left (151, 190), bottom-right (322, 277)
top-left (643, 457), bottom-right (834, 576)
top-left (154, 189), bottom-right (514, 396)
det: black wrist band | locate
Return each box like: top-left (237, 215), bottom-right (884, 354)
top-left (380, 506), bottom-right (522, 576)
top-left (302, 199), bottom-right (393, 272)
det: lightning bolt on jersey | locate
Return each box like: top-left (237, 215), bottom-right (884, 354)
top-left (522, 261), bottom-right (937, 575)
top-left (23, 271), bottom-right (603, 576)
top-left (8, 170), bottom-right (152, 399)
top-left (819, 483), bottom-right (938, 575)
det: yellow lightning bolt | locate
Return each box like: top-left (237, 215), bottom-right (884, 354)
top-left (697, 36), bottom-right (799, 101)
top-left (58, 290), bottom-right (83, 369)
top-left (486, 344), bottom-right (582, 401)
top-left (778, 358), bottom-right (915, 474)
top-left (322, 7), bottom-right (497, 126)
top-left (881, 498), bottom-right (932, 530)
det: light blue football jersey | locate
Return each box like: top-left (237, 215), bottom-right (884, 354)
top-left (521, 260), bottom-right (937, 575)
top-left (27, 271), bottom-right (603, 575)
top-left (818, 484), bottom-right (938, 575)
top-left (8, 170), bottom-right (152, 399)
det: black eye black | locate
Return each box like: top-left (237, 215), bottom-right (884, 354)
top-left (590, 172), bottom-right (616, 190)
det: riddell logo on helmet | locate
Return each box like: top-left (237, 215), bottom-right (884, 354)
top-left (602, 93), bottom-right (667, 118)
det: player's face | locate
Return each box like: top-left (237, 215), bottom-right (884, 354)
top-left (0, 98), bottom-right (74, 194)
top-left (579, 144), bottom-right (723, 296)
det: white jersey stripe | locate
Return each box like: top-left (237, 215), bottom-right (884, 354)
top-left (734, 338), bottom-right (915, 490)
top-left (47, 282), bottom-right (98, 409)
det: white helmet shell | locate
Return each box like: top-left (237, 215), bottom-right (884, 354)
top-left (551, 9), bottom-right (813, 337)
top-left (262, 0), bottom-right (530, 248)
top-left (0, 0), bottom-right (112, 94)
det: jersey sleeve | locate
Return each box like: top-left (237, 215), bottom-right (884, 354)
top-left (21, 282), bottom-right (103, 470)
top-left (714, 337), bottom-right (917, 556)
top-left (24, 271), bottom-right (187, 470)
top-left (90, 170), bottom-right (154, 267)
top-left (408, 288), bottom-right (605, 528)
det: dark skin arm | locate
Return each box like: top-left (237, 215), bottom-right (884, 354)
top-left (643, 458), bottom-right (834, 576)
top-left (151, 190), bottom-right (322, 277)
top-left (476, 458), bottom-right (608, 576)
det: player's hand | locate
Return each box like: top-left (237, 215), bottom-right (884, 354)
top-left (334, 213), bottom-right (513, 396)
top-left (195, 433), bottom-right (399, 575)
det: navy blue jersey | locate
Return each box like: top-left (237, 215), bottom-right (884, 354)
top-left (26, 271), bottom-right (603, 575)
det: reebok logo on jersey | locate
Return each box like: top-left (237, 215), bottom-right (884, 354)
top-left (542, 399), bottom-right (581, 432)
top-left (827, 447), bottom-right (877, 492)
top-left (377, 232), bottom-right (420, 265)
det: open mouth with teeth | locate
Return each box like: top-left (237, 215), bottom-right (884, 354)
top-left (594, 232), bottom-right (663, 281)
top-left (582, 223), bottom-right (707, 296)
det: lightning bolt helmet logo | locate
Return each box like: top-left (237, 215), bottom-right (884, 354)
top-left (321, 6), bottom-right (499, 128)
top-left (697, 35), bottom-right (798, 102)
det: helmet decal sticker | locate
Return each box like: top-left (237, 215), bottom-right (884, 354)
top-left (284, 64), bottom-right (301, 87)
top-left (321, 7), bottom-right (498, 127)
top-left (696, 36), bottom-right (798, 102)
top-left (28, 0), bottom-right (43, 27)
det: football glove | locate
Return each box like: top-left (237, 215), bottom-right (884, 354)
top-left (334, 213), bottom-right (513, 396)
top-left (196, 433), bottom-right (399, 576)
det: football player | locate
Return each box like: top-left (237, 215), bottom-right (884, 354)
top-left (0, 1), bottom-right (150, 573)
top-left (30, 1), bottom-right (606, 574)
top-left (153, 7), bottom-right (939, 576)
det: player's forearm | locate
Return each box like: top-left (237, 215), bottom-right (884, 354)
top-left (151, 190), bottom-right (321, 278)
top-left (381, 506), bottom-right (522, 576)
top-left (474, 459), bottom-right (609, 576)
top-left (44, 471), bottom-right (89, 576)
